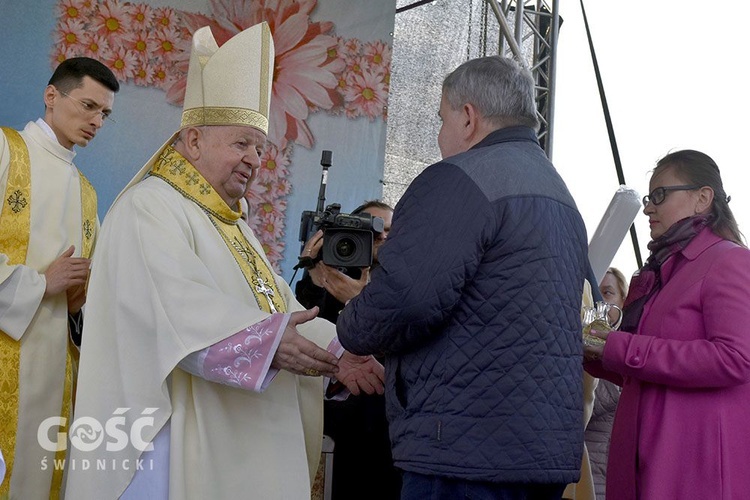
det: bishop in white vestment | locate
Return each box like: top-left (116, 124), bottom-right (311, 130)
top-left (65, 23), bottom-right (383, 500)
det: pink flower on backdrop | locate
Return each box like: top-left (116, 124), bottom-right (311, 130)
top-left (50, 43), bottom-right (79, 67)
top-left (245, 179), bottom-right (268, 208)
top-left (247, 210), bottom-right (263, 235)
top-left (343, 68), bottom-right (388, 120)
top-left (257, 143), bottom-right (291, 184)
top-left (94, 0), bottom-right (129, 39)
top-left (323, 37), bottom-right (346, 74)
top-left (133, 64), bottom-right (157, 87)
top-left (153, 6), bottom-right (179, 31)
top-left (153, 26), bottom-right (182, 61)
top-left (260, 213), bottom-right (285, 240)
top-left (258, 198), bottom-right (287, 221)
top-left (261, 239), bottom-right (285, 272)
top-left (253, 182), bottom-right (274, 200)
top-left (102, 46), bottom-right (138, 81)
top-left (56, 17), bottom-right (86, 47)
top-left (150, 64), bottom-right (175, 91)
top-left (363, 40), bottom-right (392, 74)
top-left (127, 2), bottom-right (154, 28)
top-left (122, 30), bottom-right (153, 64)
top-left (176, 0), bottom-right (340, 149)
top-left (57, 0), bottom-right (94, 21)
top-left (346, 55), bottom-right (368, 78)
top-left (80, 32), bottom-right (113, 61)
top-left (272, 178), bottom-right (292, 198)
top-left (332, 36), bottom-right (354, 66)
top-left (344, 38), bottom-right (362, 57)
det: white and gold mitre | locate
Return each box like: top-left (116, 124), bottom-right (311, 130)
top-left (114, 22), bottom-right (275, 201)
top-left (181, 22), bottom-right (274, 134)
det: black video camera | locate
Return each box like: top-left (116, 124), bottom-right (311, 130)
top-left (298, 150), bottom-right (384, 269)
top-left (300, 203), bottom-right (384, 268)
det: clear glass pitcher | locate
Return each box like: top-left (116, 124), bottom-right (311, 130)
top-left (582, 301), bottom-right (622, 347)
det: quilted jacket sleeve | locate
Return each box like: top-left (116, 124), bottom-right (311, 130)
top-left (337, 162), bottom-right (494, 355)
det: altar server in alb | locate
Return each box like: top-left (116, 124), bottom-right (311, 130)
top-left (0, 56), bottom-right (118, 499)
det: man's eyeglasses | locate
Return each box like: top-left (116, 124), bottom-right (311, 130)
top-left (642, 185), bottom-right (701, 207)
top-left (60, 91), bottom-right (115, 124)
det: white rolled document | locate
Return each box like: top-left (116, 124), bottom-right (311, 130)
top-left (588, 186), bottom-right (642, 285)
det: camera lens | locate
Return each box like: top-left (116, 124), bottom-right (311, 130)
top-left (335, 238), bottom-right (356, 258)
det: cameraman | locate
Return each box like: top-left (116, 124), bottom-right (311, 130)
top-left (296, 200), bottom-right (392, 313)
top-left (295, 200), bottom-right (399, 500)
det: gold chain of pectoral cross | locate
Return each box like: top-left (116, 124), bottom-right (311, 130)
top-left (231, 236), bottom-right (278, 313)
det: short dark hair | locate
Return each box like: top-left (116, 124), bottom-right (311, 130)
top-left (49, 57), bottom-right (120, 93)
top-left (352, 200), bottom-right (393, 215)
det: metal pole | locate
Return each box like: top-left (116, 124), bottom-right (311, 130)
top-left (515, 0), bottom-right (524, 49)
top-left (545, 0), bottom-right (559, 159)
top-left (486, 0), bottom-right (525, 63)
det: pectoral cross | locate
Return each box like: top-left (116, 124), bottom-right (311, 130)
top-left (231, 236), bottom-right (278, 313)
top-left (253, 276), bottom-right (278, 313)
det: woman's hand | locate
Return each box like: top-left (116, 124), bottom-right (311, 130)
top-left (583, 328), bottom-right (610, 362)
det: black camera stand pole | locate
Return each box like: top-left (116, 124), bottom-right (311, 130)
top-left (293, 151), bottom-right (334, 277)
top-left (316, 150), bottom-right (332, 214)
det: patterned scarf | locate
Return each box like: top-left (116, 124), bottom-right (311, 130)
top-left (619, 214), bottom-right (712, 333)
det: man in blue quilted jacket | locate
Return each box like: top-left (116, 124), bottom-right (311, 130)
top-left (337, 56), bottom-right (588, 499)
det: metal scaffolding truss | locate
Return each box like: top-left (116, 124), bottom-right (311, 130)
top-left (395, 0), bottom-right (561, 156)
top-left (384, 0), bottom-right (562, 207)
top-left (488, 0), bottom-right (560, 158)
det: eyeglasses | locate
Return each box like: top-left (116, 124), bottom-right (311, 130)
top-left (60, 91), bottom-right (115, 124)
top-left (642, 185), bottom-right (701, 207)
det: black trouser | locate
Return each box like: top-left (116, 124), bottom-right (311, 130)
top-left (401, 471), bottom-right (566, 500)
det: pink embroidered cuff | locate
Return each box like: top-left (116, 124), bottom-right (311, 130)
top-left (201, 313), bottom-right (289, 392)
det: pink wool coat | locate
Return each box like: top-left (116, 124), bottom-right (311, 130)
top-left (585, 228), bottom-right (750, 500)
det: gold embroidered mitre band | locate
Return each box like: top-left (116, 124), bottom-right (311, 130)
top-left (181, 22), bottom-right (274, 134)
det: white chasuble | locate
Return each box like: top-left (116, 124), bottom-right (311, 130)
top-left (0, 121), bottom-right (96, 499)
top-left (66, 147), bottom-right (336, 500)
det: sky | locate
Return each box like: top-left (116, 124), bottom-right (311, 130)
top-left (552, 1), bottom-right (750, 279)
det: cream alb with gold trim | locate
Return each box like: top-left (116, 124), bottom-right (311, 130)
top-left (66, 22), bottom-right (337, 499)
top-left (0, 121), bottom-right (98, 499)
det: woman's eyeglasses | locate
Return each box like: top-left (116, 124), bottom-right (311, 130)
top-left (642, 185), bottom-right (700, 207)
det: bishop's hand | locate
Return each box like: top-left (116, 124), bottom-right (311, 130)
top-left (271, 307), bottom-right (339, 378)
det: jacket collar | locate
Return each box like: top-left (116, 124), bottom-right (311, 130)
top-left (681, 226), bottom-right (725, 261)
top-left (471, 126), bottom-right (540, 151)
top-left (660, 227), bottom-right (725, 281)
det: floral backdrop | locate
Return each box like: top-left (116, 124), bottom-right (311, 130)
top-left (49, 0), bottom-right (393, 271)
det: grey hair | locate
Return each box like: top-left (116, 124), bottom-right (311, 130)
top-left (442, 56), bottom-right (539, 131)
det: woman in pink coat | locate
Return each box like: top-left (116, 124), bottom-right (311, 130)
top-left (584, 149), bottom-right (750, 500)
